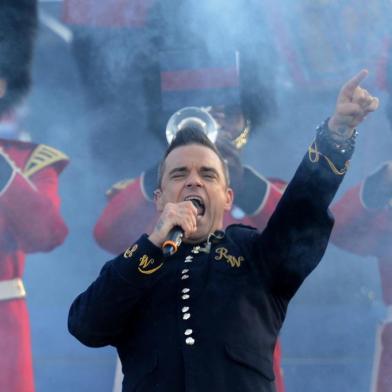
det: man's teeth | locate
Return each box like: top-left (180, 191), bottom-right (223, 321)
top-left (185, 197), bottom-right (205, 215)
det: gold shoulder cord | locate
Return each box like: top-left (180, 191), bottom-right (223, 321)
top-left (308, 141), bottom-right (349, 176)
top-left (23, 144), bottom-right (68, 178)
top-left (233, 122), bottom-right (251, 150)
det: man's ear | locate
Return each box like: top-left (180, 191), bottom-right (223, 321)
top-left (224, 187), bottom-right (234, 211)
top-left (0, 79), bottom-right (7, 99)
top-left (153, 189), bottom-right (164, 212)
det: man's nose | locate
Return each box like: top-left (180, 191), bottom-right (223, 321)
top-left (185, 171), bottom-right (203, 187)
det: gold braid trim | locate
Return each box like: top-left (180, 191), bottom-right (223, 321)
top-left (106, 178), bottom-right (135, 197)
top-left (308, 141), bottom-right (349, 176)
top-left (23, 144), bottom-right (69, 178)
top-left (233, 121), bottom-right (251, 150)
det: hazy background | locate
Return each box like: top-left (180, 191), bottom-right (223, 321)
top-left (22, 0), bottom-right (392, 390)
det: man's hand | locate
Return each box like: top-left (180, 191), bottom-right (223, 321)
top-left (148, 201), bottom-right (198, 248)
top-left (328, 69), bottom-right (379, 139)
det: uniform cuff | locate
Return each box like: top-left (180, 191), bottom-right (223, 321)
top-left (112, 234), bottom-right (165, 286)
top-left (310, 118), bottom-right (356, 175)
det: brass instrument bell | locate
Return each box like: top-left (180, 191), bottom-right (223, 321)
top-left (165, 106), bottom-right (219, 144)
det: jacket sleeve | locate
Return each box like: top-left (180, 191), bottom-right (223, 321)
top-left (94, 176), bottom-right (159, 254)
top-left (252, 149), bottom-right (344, 299)
top-left (68, 234), bottom-right (165, 347)
top-left (0, 148), bottom-right (68, 253)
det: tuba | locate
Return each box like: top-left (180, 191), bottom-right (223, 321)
top-left (165, 106), bottom-right (219, 144)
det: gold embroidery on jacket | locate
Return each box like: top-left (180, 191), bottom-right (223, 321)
top-left (214, 247), bottom-right (244, 268)
top-left (138, 255), bottom-right (163, 275)
top-left (123, 244), bottom-right (138, 259)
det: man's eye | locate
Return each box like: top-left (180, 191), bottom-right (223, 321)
top-left (171, 173), bottom-right (185, 179)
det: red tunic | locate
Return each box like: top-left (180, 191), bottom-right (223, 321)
top-left (330, 182), bottom-right (392, 392)
top-left (62, 0), bottom-right (155, 28)
top-left (0, 139), bottom-right (68, 392)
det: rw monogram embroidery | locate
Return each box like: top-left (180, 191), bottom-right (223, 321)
top-left (214, 247), bottom-right (244, 268)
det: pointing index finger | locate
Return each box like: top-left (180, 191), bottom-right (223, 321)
top-left (342, 69), bottom-right (369, 98)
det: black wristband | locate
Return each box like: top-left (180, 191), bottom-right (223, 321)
top-left (315, 118), bottom-right (357, 165)
top-left (309, 118), bottom-right (357, 176)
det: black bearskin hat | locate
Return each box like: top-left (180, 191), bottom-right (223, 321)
top-left (0, 0), bottom-right (37, 115)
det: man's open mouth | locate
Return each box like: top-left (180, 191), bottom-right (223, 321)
top-left (184, 195), bottom-right (205, 216)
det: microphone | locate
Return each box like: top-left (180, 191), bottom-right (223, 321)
top-left (162, 225), bottom-right (184, 256)
top-left (162, 199), bottom-right (200, 256)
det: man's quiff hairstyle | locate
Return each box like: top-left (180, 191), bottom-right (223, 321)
top-left (158, 127), bottom-right (230, 187)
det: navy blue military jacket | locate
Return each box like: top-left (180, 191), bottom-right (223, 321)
top-left (68, 151), bottom-right (343, 392)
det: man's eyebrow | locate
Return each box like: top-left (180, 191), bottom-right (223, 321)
top-left (200, 166), bottom-right (220, 176)
top-left (168, 166), bottom-right (188, 176)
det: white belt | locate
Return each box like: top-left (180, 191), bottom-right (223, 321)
top-left (0, 278), bottom-right (26, 301)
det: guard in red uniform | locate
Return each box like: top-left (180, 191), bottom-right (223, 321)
top-left (0, 1), bottom-right (69, 391)
top-left (62, 0), bottom-right (275, 177)
top-left (328, 14), bottom-right (392, 387)
top-left (330, 163), bottom-right (392, 392)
